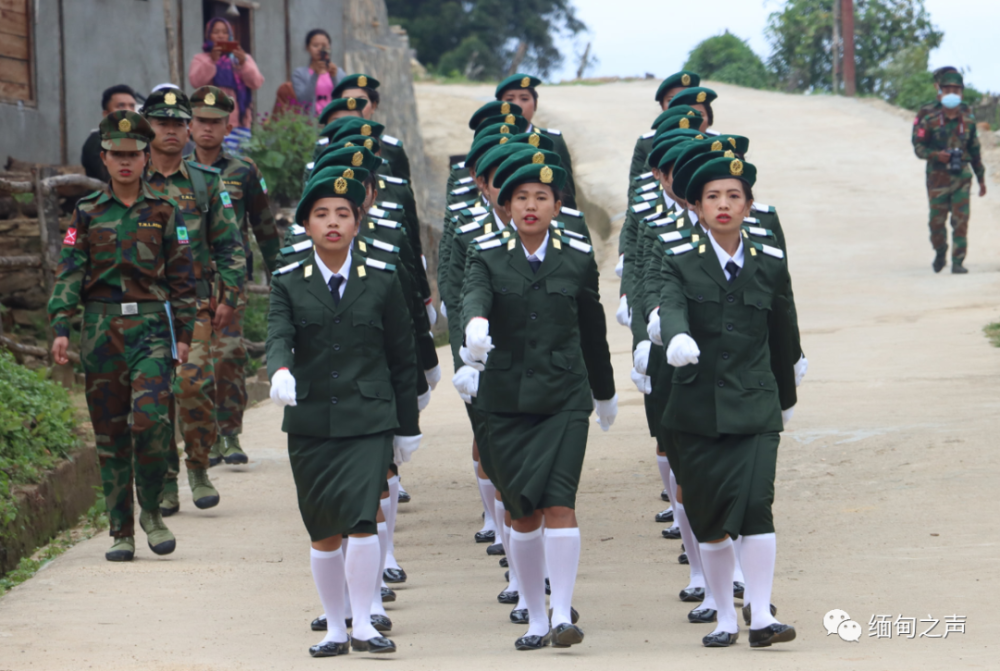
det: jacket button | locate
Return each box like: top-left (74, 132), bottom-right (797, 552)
top-left (721, 352), bottom-right (730, 360)
top-left (331, 397), bottom-right (338, 404)
top-left (759, 380), bottom-right (765, 387)
top-left (756, 300), bottom-right (763, 307)
top-left (526, 369), bottom-right (534, 377)
top-left (532, 284), bottom-right (540, 290)
top-left (331, 371), bottom-right (339, 379)
top-left (717, 380), bottom-right (725, 388)
top-left (530, 312), bottom-right (537, 320)
top-left (561, 288), bottom-right (567, 293)
top-left (529, 340), bottom-right (537, 347)
top-left (333, 344), bottom-right (341, 351)
top-left (369, 320), bottom-right (375, 325)
top-left (726, 295), bottom-right (735, 303)
top-left (726, 323), bottom-right (734, 331)
top-left (334, 318), bottom-right (341, 324)
top-left (502, 287), bottom-right (508, 293)
top-left (300, 319), bottom-right (306, 324)
top-left (697, 295), bottom-right (703, 301)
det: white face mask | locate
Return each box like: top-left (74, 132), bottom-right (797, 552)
top-left (941, 93), bottom-right (962, 109)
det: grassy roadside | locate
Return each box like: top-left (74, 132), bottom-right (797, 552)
top-left (983, 322), bottom-right (1000, 347)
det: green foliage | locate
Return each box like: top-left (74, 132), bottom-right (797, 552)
top-left (984, 322), bottom-right (1000, 348)
top-left (243, 113), bottom-right (318, 207)
top-left (684, 31), bottom-right (772, 90)
top-left (387, 0), bottom-right (586, 80)
top-left (0, 351), bottom-right (80, 529)
top-left (243, 293), bottom-right (269, 345)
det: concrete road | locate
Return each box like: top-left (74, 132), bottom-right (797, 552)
top-left (1, 80), bottom-right (998, 669)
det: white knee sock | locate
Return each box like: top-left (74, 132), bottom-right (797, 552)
top-left (371, 522), bottom-right (389, 617)
top-left (668, 469), bottom-right (678, 507)
top-left (700, 539), bottom-right (738, 635)
top-left (345, 535), bottom-right (381, 641)
top-left (657, 455), bottom-right (671, 491)
top-left (477, 478), bottom-right (497, 533)
top-left (674, 503), bottom-right (705, 590)
top-left (509, 528), bottom-right (548, 637)
top-left (495, 500), bottom-right (520, 595)
top-left (384, 477), bottom-right (402, 571)
top-left (741, 533), bottom-right (779, 629)
top-left (310, 548), bottom-right (348, 644)
top-left (732, 536), bottom-right (745, 584)
top-left (544, 528), bottom-right (580, 627)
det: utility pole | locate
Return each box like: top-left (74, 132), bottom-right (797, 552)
top-left (841, 0), bottom-right (856, 96)
top-left (832, 0), bottom-right (841, 93)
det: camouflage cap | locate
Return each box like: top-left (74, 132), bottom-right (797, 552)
top-left (190, 85), bottom-right (234, 119)
top-left (939, 71), bottom-right (964, 87)
top-left (468, 100), bottom-right (524, 130)
top-left (100, 110), bottom-right (155, 151)
top-left (332, 73), bottom-right (381, 99)
top-left (318, 97), bottom-right (369, 125)
top-left (141, 87), bottom-right (192, 119)
top-left (495, 73), bottom-right (542, 99)
top-left (656, 70), bottom-right (701, 103)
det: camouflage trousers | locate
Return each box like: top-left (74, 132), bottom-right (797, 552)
top-left (166, 300), bottom-right (216, 483)
top-left (212, 293), bottom-right (247, 437)
top-left (80, 311), bottom-right (174, 537)
top-left (926, 171), bottom-right (971, 261)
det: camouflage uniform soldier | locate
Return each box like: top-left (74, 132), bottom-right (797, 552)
top-left (48, 111), bottom-right (197, 561)
top-left (141, 88), bottom-right (246, 514)
top-left (913, 71), bottom-right (987, 273)
top-left (185, 86), bottom-right (281, 465)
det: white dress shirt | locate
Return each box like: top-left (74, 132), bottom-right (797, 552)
top-left (523, 231), bottom-right (549, 265)
top-left (313, 248), bottom-right (352, 299)
top-left (707, 229), bottom-right (744, 281)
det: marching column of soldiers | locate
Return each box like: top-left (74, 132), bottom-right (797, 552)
top-left (48, 67), bottom-right (809, 656)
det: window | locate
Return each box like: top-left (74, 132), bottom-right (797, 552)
top-left (0, 0), bottom-right (33, 103)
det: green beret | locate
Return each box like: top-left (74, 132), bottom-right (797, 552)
top-left (332, 73), bottom-right (380, 98)
top-left (318, 97), bottom-right (369, 125)
top-left (933, 66), bottom-right (959, 84)
top-left (296, 169), bottom-right (367, 224)
top-left (469, 100), bottom-right (524, 130)
top-left (674, 151), bottom-right (731, 202)
top-left (674, 136), bottom-right (749, 177)
top-left (659, 133), bottom-right (710, 174)
top-left (99, 111), bottom-right (154, 151)
top-left (649, 105), bottom-right (701, 130)
top-left (466, 133), bottom-right (511, 168)
top-left (495, 73), bottom-right (541, 98)
top-left (320, 116), bottom-right (384, 140)
top-left (685, 156), bottom-right (756, 204)
top-left (648, 136), bottom-right (693, 172)
top-left (668, 86), bottom-right (717, 109)
top-left (655, 111), bottom-right (705, 136)
top-left (335, 134), bottom-right (381, 154)
top-left (475, 143), bottom-right (533, 182)
top-left (474, 121), bottom-right (520, 139)
top-left (190, 86), bottom-right (234, 119)
top-left (497, 163), bottom-right (567, 205)
top-left (306, 164), bottom-right (370, 189)
top-left (655, 71), bottom-right (701, 103)
top-left (141, 87), bottom-right (192, 119)
top-left (939, 71), bottom-right (964, 87)
top-left (507, 131), bottom-right (555, 151)
top-left (475, 114), bottom-right (529, 134)
top-left (493, 148), bottom-right (561, 189)
top-left (310, 146), bottom-right (381, 179)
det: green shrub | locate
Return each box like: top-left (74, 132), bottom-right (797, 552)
top-left (0, 351), bottom-right (81, 528)
top-left (242, 113), bottom-right (318, 208)
top-left (684, 31), bottom-right (772, 90)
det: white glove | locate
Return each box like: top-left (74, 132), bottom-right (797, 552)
top-left (781, 406), bottom-right (795, 426)
top-left (452, 365), bottom-right (480, 398)
top-left (464, 318), bottom-right (493, 362)
top-left (633, 339), bottom-right (652, 375)
top-left (616, 295), bottom-right (631, 327)
top-left (666, 333), bottom-right (700, 367)
top-left (794, 355), bottom-right (808, 387)
top-left (417, 389), bottom-right (432, 411)
top-left (426, 301), bottom-right (438, 327)
top-left (269, 369), bottom-right (297, 407)
top-left (615, 253), bottom-right (624, 278)
top-left (594, 393), bottom-right (619, 432)
top-left (647, 308), bottom-right (662, 346)
top-left (459, 345), bottom-right (485, 371)
top-left (421, 254), bottom-right (427, 271)
top-left (630, 367), bottom-right (652, 395)
top-left (440, 302), bottom-right (448, 319)
top-left (425, 364), bottom-right (442, 390)
top-left (393, 433), bottom-right (422, 465)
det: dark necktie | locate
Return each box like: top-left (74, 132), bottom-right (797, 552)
top-left (528, 257), bottom-right (541, 273)
top-left (725, 261), bottom-right (740, 284)
top-left (328, 275), bottom-right (343, 305)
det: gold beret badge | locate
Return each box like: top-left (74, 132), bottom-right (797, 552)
top-left (540, 166), bottom-right (553, 184)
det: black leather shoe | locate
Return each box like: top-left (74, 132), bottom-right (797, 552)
top-left (510, 608), bottom-right (529, 624)
top-left (749, 623), bottom-right (796, 647)
top-left (498, 589), bottom-right (519, 604)
top-left (383, 567), bottom-right (406, 583)
top-left (475, 529), bottom-right (496, 543)
top-left (381, 586), bottom-right (396, 602)
top-left (486, 542), bottom-right (505, 556)
top-left (688, 607), bottom-right (717, 624)
top-left (309, 640), bottom-right (349, 657)
top-left (397, 487), bottom-right (411, 503)
top-left (549, 607), bottom-right (580, 624)
top-left (702, 630), bottom-right (739, 647)
top-left (678, 552), bottom-right (689, 565)
top-left (371, 614), bottom-right (392, 633)
top-left (515, 630), bottom-right (551, 650)
top-left (679, 586), bottom-right (705, 602)
top-left (350, 636), bottom-right (396, 653)
top-left (551, 623), bottom-right (585, 648)
top-left (733, 581), bottom-right (745, 599)
top-left (655, 508), bottom-right (674, 523)
top-left (661, 488), bottom-right (671, 502)
top-left (662, 526), bottom-right (681, 539)
top-left (741, 602), bottom-right (778, 626)
top-left (499, 557), bottom-right (509, 567)
top-left (311, 615), bottom-right (326, 631)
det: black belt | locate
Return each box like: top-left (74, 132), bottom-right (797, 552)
top-left (84, 301), bottom-right (166, 316)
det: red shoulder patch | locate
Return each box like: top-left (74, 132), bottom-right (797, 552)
top-left (62, 227), bottom-right (77, 246)
top-left (913, 116), bottom-right (920, 126)
top-left (917, 128), bottom-right (927, 139)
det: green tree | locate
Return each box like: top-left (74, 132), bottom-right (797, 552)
top-left (387, 0), bottom-right (586, 80)
top-left (684, 31), bottom-right (772, 90)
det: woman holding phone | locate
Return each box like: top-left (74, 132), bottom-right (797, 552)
top-left (188, 17), bottom-right (263, 130)
top-left (293, 29), bottom-right (345, 117)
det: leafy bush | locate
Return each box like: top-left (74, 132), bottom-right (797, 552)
top-left (242, 112), bottom-right (318, 208)
top-left (684, 32), bottom-right (772, 90)
top-left (0, 351), bottom-right (81, 528)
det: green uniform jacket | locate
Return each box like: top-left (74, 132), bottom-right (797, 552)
top-left (627, 130), bottom-right (657, 185)
top-left (658, 239), bottom-right (797, 438)
top-left (380, 136), bottom-right (411, 183)
top-left (535, 127), bottom-right (576, 209)
top-left (462, 231), bottom-right (615, 414)
top-left (376, 172), bottom-right (429, 298)
top-left (913, 106), bottom-right (985, 181)
top-left (266, 252), bottom-right (420, 438)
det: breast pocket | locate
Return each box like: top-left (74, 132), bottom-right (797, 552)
top-left (684, 283), bottom-right (721, 334)
top-left (743, 289), bottom-right (772, 330)
top-left (89, 227), bottom-right (118, 265)
top-left (545, 278), bottom-right (577, 325)
top-left (293, 308), bottom-right (324, 338)
top-left (492, 276), bottom-right (525, 298)
top-left (134, 226), bottom-right (163, 265)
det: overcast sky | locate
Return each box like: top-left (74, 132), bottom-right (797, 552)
top-left (552, 0), bottom-right (1000, 92)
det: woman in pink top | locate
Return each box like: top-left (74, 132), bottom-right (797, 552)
top-left (188, 18), bottom-right (264, 129)
top-left (291, 29), bottom-right (344, 117)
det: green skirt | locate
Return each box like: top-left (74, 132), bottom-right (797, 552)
top-left (654, 422), bottom-right (681, 485)
top-left (485, 410), bottom-right (589, 520)
top-left (675, 431), bottom-right (779, 542)
top-left (465, 401), bottom-right (496, 480)
top-left (288, 431), bottom-right (393, 541)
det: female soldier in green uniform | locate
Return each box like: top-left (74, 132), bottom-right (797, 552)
top-left (657, 156), bottom-right (798, 648)
top-left (461, 162), bottom-right (617, 650)
top-left (266, 173), bottom-right (421, 657)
